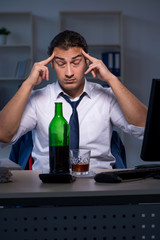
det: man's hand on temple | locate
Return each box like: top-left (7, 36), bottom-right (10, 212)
top-left (82, 50), bottom-right (115, 84)
top-left (27, 52), bottom-right (55, 87)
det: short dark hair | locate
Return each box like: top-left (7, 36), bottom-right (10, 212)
top-left (47, 30), bottom-right (88, 56)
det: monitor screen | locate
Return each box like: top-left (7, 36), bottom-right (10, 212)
top-left (141, 79), bottom-right (160, 161)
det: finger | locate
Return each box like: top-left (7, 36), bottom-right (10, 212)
top-left (82, 49), bottom-right (96, 62)
top-left (38, 66), bottom-right (49, 80)
top-left (85, 62), bottom-right (96, 75)
top-left (91, 69), bottom-right (96, 78)
top-left (84, 61), bottom-right (97, 78)
top-left (39, 52), bottom-right (55, 66)
top-left (85, 66), bottom-right (95, 78)
top-left (85, 68), bottom-right (90, 75)
top-left (45, 67), bottom-right (49, 81)
top-left (85, 61), bottom-right (101, 78)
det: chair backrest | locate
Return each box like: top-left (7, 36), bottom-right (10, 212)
top-left (9, 131), bottom-right (33, 170)
top-left (111, 130), bottom-right (127, 169)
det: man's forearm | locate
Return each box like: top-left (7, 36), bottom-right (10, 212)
top-left (0, 80), bottom-right (34, 143)
top-left (108, 76), bottom-right (147, 127)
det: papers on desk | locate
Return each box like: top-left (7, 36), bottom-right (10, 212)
top-left (0, 167), bottom-right (12, 183)
top-left (0, 158), bottom-right (22, 183)
top-left (0, 158), bottom-right (22, 170)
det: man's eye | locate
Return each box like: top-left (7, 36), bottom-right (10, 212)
top-left (72, 60), bottom-right (81, 65)
top-left (56, 61), bottom-right (65, 66)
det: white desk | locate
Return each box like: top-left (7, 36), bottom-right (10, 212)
top-left (0, 170), bottom-right (160, 239)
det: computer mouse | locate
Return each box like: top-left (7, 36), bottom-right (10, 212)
top-left (94, 172), bottom-right (122, 183)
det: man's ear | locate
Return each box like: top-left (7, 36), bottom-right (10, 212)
top-left (85, 59), bottom-right (90, 67)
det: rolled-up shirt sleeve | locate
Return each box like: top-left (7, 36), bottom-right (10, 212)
top-left (108, 88), bottom-right (145, 140)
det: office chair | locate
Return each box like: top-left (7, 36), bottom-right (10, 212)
top-left (111, 131), bottom-right (126, 169)
top-left (9, 131), bottom-right (33, 170)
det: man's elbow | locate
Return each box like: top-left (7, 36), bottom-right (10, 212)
top-left (138, 106), bottom-right (148, 127)
top-left (128, 108), bottom-right (147, 127)
top-left (0, 130), bottom-right (13, 143)
top-left (0, 137), bottom-right (12, 143)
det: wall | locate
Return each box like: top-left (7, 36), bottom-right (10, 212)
top-left (0, 0), bottom-right (160, 167)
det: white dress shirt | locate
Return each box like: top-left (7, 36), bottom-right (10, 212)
top-left (2, 80), bottom-right (144, 172)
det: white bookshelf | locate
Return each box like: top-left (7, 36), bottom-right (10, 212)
top-left (0, 12), bottom-right (33, 80)
top-left (0, 12), bottom-right (33, 110)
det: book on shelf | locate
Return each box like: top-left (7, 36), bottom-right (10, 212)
top-left (15, 59), bottom-right (32, 79)
top-left (102, 52), bottom-right (121, 77)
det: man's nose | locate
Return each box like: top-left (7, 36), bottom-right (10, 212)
top-left (65, 74), bottom-right (74, 78)
top-left (65, 64), bottom-right (74, 78)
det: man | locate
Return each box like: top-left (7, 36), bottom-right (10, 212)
top-left (0, 30), bottom-right (147, 172)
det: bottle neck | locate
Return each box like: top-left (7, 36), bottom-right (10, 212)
top-left (55, 102), bottom-right (63, 116)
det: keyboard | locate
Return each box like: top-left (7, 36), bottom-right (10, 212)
top-left (94, 164), bottom-right (160, 183)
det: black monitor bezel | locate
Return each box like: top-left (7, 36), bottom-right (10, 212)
top-left (141, 79), bottom-right (160, 161)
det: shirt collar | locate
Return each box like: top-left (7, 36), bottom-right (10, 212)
top-left (55, 78), bottom-right (92, 100)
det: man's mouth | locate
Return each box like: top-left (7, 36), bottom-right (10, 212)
top-left (64, 79), bottom-right (76, 83)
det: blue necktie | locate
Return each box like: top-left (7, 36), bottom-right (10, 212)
top-left (60, 92), bottom-right (85, 149)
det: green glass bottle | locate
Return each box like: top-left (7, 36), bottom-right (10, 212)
top-left (49, 102), bottom-right (70, 174)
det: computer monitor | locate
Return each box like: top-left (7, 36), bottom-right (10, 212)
top-left (141, 79), bottom-right (160, 161)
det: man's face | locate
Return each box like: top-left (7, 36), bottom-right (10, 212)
top-left (52, 47), bottom-right (88, 98)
